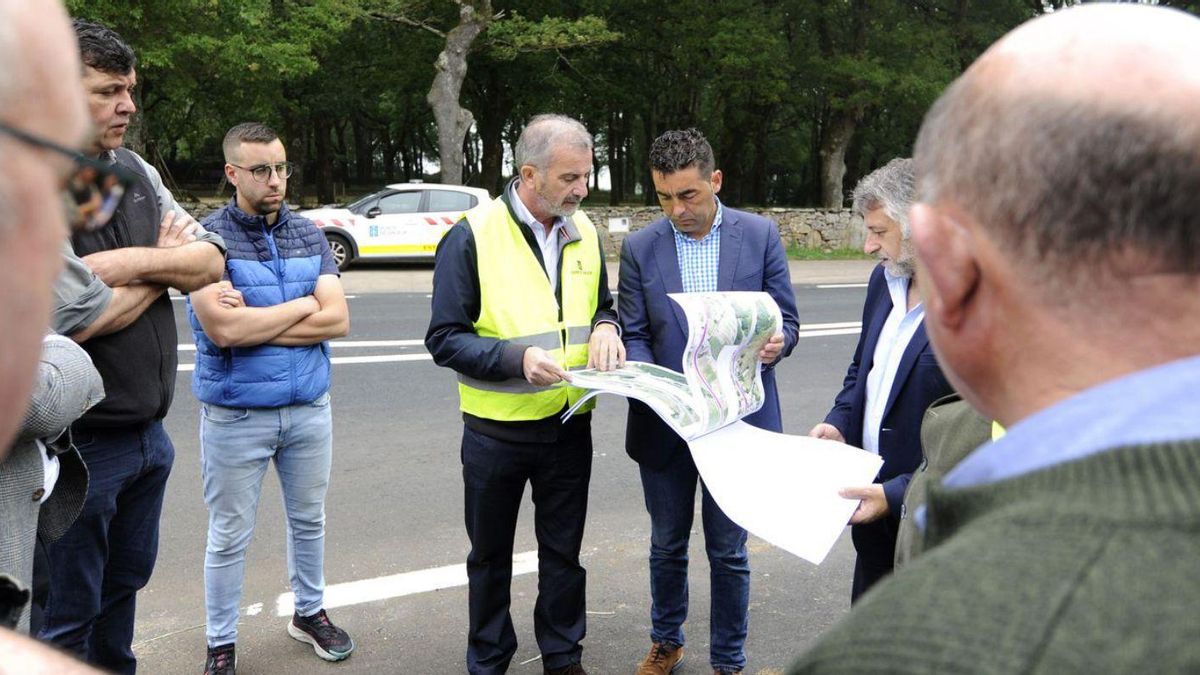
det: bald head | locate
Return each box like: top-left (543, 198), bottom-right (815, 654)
top-left (915, 4), bottom-right (1200, 296)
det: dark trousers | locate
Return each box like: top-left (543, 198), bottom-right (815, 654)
top-left (850, 516), bottom-right (898, 603)
top-left (639, 449), bottom-right (749, 671)
top-left (39, 422), bottom-right (174, 674)
top-left (461, 422), bottom-right (593, 675)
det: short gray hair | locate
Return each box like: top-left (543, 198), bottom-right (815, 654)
top-left (514, 114), bottom-right (593, 171)
top-left (915, 75), bottom-right (1200, 288)
top-left (852, 158), bottom-right (915, 236)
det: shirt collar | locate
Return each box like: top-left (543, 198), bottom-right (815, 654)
top-left (507, 178), bottom-right (566, 236)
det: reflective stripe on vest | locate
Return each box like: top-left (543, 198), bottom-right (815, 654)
top-left (458, 196), bottom-right (601, 421)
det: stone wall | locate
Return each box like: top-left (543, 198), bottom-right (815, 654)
top-left (586, 207), bottom-right (862, 258)
top-left (182, 201), bottom-right (862, 260)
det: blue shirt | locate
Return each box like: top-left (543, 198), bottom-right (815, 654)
top-left (673, 200), bottom-right (724, 293)
top-left (947, 354), bottom-right (1200, 488)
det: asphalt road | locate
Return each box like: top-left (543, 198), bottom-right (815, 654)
top-left (133, 276), bottom-right (871, 675)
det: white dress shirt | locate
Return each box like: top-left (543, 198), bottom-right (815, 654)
top-left (862, 270), bottom-right (925, 455)
top-left (508, 182), bottom-right (567, 292)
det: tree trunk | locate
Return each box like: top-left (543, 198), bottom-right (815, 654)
top-left (640, 110), bottom-right (656, 205)
top-left (478, 105), bottom-right (506, 195)
top-left (818, 107), bottom-right (862, 208)
top-left (607, 112), bottom-right (623, 205)
top-left (381, 126), bottom-right (395, 183)
top-left (353, 114), bottom-right (374, 186)
top-left (427, 0), bottom-right (493, 185)
top-left (282, 107), bottom-right (307, 206)
top-left (313, 114), bottom-right (335, 205)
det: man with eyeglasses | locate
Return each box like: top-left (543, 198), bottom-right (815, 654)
top-left (187, 122), bottom-right (351, 675)
top-left (37, 20), bottom-right (226, 674)
top-left (0, 0), bottom-right (120, 671)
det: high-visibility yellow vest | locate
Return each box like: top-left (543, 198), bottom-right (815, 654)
top-left (457, 196), bottom-right (601, 421)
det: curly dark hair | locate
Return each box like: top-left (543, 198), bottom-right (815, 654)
top-left (649, 128), bottom-right (715, 176)
top-left (73, 19), bottom-right (136, 75)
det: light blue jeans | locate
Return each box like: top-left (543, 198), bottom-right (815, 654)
top-left (199, 392), bottom-right (333, 647)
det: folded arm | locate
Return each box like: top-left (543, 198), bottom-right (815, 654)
top-left (190, 281), bottom-right (319, 348)
top-left (71, 283), bottom-right (165, 342)
top-left (268, 275), bottom-right (350, 346)
top-left (82, 240), bottom-right (224, 293)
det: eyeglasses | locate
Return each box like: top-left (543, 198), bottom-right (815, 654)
top-left (0, 120), bottom-right (133, 232)
top-left (230, 161), bottom-right (294, 183)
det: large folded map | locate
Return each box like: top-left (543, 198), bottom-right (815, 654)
top-left (566, 292), bottom-right (781, 439)
top-left (566, 291), bottom-right (883, 564)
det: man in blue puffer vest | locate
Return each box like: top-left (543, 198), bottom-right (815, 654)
top-left (186, 123), bottom-right (353, 675)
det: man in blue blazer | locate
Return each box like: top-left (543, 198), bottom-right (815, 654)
top-left (809, 158), bottom-right (953, 603)
top-left (619, 129), bottom-right (800, 675)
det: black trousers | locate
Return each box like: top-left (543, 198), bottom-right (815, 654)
top-left (461, 421), bottom-right (593, 674)
top-left (850, 516), bottom-right (899, 604)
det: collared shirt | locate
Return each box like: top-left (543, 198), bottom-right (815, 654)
top-left (507, 181), bottom-right (568, 293)
top-left (862, 269), bottom-right (925, 455)
top-left (944, 354), bottom-right (1200, 489)
top-left (673, 200), bottom-right (724, 293)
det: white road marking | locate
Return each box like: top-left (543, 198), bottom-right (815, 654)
top-left (245, 603), bottom-right (263, 616)
top-left (176, 323), bottom-right (863, 371)
top-left (816, 283), bottom-right (868, 289)
top-left (274, 551), bottom-right (538, 616)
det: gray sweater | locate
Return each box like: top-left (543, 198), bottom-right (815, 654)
top-left (790, 439), bottom-right (1200, 674)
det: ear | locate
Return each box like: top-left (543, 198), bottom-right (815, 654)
top-left (911, 203), bottom-right (979, 332)
top-left (224, 164), bottom-right (238, 189)
top-left (710, 169), bottom-right (723, 195)
top-left (519, 165), bottom-right (537, 185)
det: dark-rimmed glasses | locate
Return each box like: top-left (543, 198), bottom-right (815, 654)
top-left (0, 121), bottom-right (133, 232)
top-left (229, 161), bottom-right (294, 183)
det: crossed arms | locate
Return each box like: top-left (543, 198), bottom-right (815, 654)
top-left (189, 274), bottom-right (349, 348)
top-left (69, 213), bottom-right (225, 342)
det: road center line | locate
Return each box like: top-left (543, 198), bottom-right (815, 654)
top-left (273, 551), bottom-right (538, 616)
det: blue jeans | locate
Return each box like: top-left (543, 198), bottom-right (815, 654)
top-left (640, 449), bottom-right (749, 672)
top-left (40, 421), bottom-right (174, 675)
top-left (200, 393), bottom-right (333, 647)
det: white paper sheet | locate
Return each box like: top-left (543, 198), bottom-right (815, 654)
top-left (688, 421), bottom-right (884, 564)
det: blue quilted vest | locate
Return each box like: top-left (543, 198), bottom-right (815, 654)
top-left (188, 200), bottom-right (332, 408)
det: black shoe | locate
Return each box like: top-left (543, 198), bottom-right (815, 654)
top-left (204, 643), bottom-right (236, 675)
top-left (544, 663), bottom-right (586, 675)
top-left (287, 609), bottom-right (355, 661)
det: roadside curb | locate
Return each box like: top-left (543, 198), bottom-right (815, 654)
top-left (337, 260), bottom-right (877, 295)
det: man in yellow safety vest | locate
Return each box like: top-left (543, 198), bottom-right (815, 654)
top-left (426, 114), bottom-right (624, 675)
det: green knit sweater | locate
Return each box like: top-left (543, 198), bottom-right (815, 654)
top-left (790, 439), bottom-right (1200, 674)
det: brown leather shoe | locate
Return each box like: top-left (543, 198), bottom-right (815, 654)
top-left (637, 641), bottom-right (685, 674)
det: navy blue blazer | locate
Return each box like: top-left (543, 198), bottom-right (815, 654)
top-left (618, 208), bottom-right (801, 469)
top-left (824, 265), bottom-right (953, 519)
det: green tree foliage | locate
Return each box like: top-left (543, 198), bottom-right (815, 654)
top-left (64, 0), bottom-right (1200, 207)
